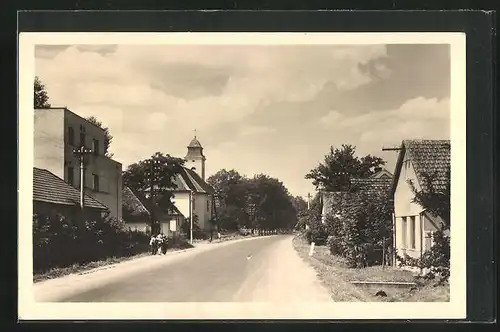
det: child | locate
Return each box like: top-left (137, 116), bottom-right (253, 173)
top-left (160, 233), bottom-right (168, 255)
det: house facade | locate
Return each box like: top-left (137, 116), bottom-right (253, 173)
top-left (392, 139), bottom-right (450, 261)
top-left (34, 107), bottom-right (123, 221)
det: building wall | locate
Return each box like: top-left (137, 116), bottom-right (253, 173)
top-left (127, 222), bottom-right (151, 234)
top-left (184, 157), bottom-right (206, 181)
top-left (34, 200), bottom-right (103, 221)
top-left (172, 192), bottom-right (190, 221)
top-left (66, 110), bottom-right (123, 221)
top-left (34, 108), bottom-right (65, 178)
top-left (394, 156), bottom-right (442, 259)
top-left (172, 192), bottom-right (212, 231)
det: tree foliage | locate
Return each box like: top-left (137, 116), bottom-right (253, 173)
top-left (305, 144), bottom-right (386, 191)
top-left (408, 167), bottom-right (451, 228)
top-left (323, 189), bottom-right (393, 267)
top-left (207, 169), bottom-right (297, 232)
top-left (34, 76), bottom-right (51, 108)
top-left (33, 209), bottom-right (150, 272)
top-left (123, 152), bottom-right (185, 218)
top-left (86, 116), bottom-right (115, 158)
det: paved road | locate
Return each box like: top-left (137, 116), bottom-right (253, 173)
top-left (47, 235), bottom-right (331, 302)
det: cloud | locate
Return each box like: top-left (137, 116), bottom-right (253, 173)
top-left (33, 43), bottom-right (449, 196)
top-left (239, 125), bottom-right (276, 137)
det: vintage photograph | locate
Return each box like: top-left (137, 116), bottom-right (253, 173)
top-left (19, 33), bottom-right (466, 319)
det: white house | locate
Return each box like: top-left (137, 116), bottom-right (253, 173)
top-left (392, 139), bottom-right (450, 262)
top-left (170, 136), bottom-right (216, 232)
top-left (122, 185), bottom-right (185, 236)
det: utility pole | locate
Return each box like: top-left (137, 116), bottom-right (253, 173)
top-left (307, 192), bottom-right (312, 210)
top-left (189, 190), bottom-right (194, 244)
top-left (73, 145), bottom-right (93, 210)
top-left (145, 157), bottom-right (161, 235)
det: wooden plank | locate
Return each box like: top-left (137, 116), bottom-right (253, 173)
top-left (350, 281), bottom-right (417, 286)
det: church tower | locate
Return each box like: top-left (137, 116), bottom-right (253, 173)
top-left (184, 133), bottom-right (206, 181)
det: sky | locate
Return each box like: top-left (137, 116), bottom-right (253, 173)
top-left (35, 43), bottom-right (450, 198)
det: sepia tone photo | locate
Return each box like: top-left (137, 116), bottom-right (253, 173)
top-left (18, 33), bottom-right (466, 320)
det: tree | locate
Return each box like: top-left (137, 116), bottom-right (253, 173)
top-left (305, 144), bottom-right (386, 191)
top-left (86, 116), bottom-right (114, 158)
top-left (34, 76), bottom-right (51, 108)
top-left (123, 152), bottom-right (185, 218)
top-left (408, 167), bottom-right (451, 228)
top-left (207, 169), bottom-right (297, 232)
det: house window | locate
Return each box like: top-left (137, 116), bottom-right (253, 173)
top-left (68, 127), bottom-right (75, 146)
top-left (409, 216), bottom-right (416, 249)
top-left (92, 174), bottom-right (99, 192)
top-left (92, 139), bottom-right (100, 156)
top-left (80, 132), bottom-right (86, 147)
top-left (67, 166), bottom-right (74, 186)
top-left (401, 217), bottom-right (407, 248)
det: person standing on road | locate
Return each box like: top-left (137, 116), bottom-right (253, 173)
top-left (150, 235), bottom-right (157, 255)
top-left (156, 233), bottom-right (164, 255)
top-left (160, 233), bottom-right (168, 255)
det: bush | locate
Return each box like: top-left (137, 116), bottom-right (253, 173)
top-left (396, 230), bottom-right (450, 284)
top-left (33, 210), bottom-right (150, 273)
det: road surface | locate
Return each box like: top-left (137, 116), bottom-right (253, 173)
top-left (35, 235), bottom-right (332, 302)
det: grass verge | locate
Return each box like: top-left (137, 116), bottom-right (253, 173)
top-left (292, 235), bottom-right (450, 302)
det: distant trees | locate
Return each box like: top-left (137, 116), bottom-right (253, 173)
top-left (86, 116), bottom-right (114, 158)
top-left (207, 169), bottom-right (297, 232)
top-left (305, 144), bottom-right (386, 191)
top-left (34, 76), bottom-right (51, 108)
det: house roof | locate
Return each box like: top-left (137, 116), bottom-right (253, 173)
top-left (370, 168), bottom-right (393, 179)
top-left (33, 167), bottom-right (108, 210)
top-left (350, 177), bottom-right (393, 196)
top-left (392, 139), bottom-right (451, 194)
top-left (122, 186), bottom-right (150, 216)
top-left (171, 167), bottom-right (215, 194)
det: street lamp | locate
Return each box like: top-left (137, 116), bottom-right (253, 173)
top-left (73, 146), bottom-right (93, 210)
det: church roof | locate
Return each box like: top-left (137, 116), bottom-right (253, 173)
top-left (188, 137), bottom-right (203, 148)
top-left (171, 167), bottom-right (215, 194)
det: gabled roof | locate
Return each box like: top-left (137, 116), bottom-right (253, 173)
top-left (350, 177), bottom-right (393, 196)
top-left (33, 167), bottom-right (108, 210)
top-left (122, 186), bottom-right (150, 216)
top-left (370, 168), bottom-right (393, 179)
top-left (171, 167), bottom-right (215, 194)
top-left (392, 139), bottom-right (451, 194)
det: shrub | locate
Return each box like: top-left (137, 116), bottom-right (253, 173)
top-left (396, 230), bottom-right (450, 284)
top-left (33, 210), bottom-right (150, 273)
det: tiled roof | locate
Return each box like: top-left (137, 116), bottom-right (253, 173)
top-left (122, 186), bottom-right (150, 216)
top-left (171, 167), bottom-right (215, 194)
top-left (350, 177), bottom-right (393, 196)
top-left (370, 168), bottom-right (393, 179)
top-left (33, 167), bottom-right (108, 210)
top-left (393, 139), bottom-right (451, 193)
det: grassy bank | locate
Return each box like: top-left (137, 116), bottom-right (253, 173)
top-left (292, 235), bottom-right (450, 302)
